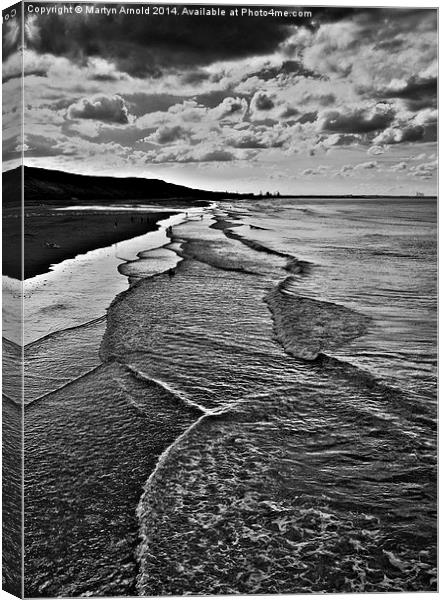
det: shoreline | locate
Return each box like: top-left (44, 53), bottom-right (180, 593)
top-left (11, 209), bottom-right (178, 280)
top-left (6, 209), bottom-right (198, 346)
top-left (22, 201), bottom-right (436, 596)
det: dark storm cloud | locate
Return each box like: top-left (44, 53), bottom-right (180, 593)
top-left (396, 77), bottom-right (437, 100)
top-left (249, 60), bottom-right (322, 81)
top-left (180, 71), bottom-right (212, 85)
top-left (297, 111), bottom-right (317, 124)
top-left (251, 92), bottom-right (274, 111)
top-left (278, 106), bottom-right (300, 119)
top-left (26, 4), bottom-right (297, 77)
top-left (398, 126), bottom-right (425, 142)
top-left (319, 107), bottom-right (395, 135)
top-left (377, 75), bottom-right (437, 111)
top-left (3, 67), bottom-right (48, 84)
top-left (26, 4), bottom-right (411, 77)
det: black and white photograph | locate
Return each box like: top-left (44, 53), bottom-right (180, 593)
top-left (1, 1), bottom-right (438, 597)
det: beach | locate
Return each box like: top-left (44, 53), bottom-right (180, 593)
top-left (4, 206), bottom-right (182, 280)
top-left (18, 198), bottom-right (437, 596)
top-left (4, 5), bottom-right (437, 597)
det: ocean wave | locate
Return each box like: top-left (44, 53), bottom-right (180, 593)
top-left (23, 202), bottom-right (435, 595)
top-left (24, 314), bottom-right (106, 350)
top-left (24, 361), bottom-right (201, 597)
top-left (2, 392), bottom-right (22, 597)
top-left (26, 365), bottom-right (103, 406)
top-left (24, 317), bottom-right (106, 404)
top-left (179, 240), bottom-right (264, 275)
top-left (2, 338), bottom-right (22, 404)
top-left (169, 214), bottom-right (282, 275)
top-left (284, 257), bottom-right (311, 275)
top-left (265, 276), bottom-right (371, 360)
top-left (224, 225), bottom-right (291, 259)
top-left (121, 363), bottom-right (209, 415)
top-left (214, 216), bottom-right (314, 278)
top-left (136, 380), bottom-right (436, 595)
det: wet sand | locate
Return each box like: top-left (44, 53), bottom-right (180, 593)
top-left (4, 210), bottom-right (176, 279)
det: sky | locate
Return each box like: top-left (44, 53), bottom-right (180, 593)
top-left (2, 2), bottom-right (438, 195)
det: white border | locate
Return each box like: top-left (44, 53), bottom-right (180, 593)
top-left (0, 2), bottom-right (440, 600)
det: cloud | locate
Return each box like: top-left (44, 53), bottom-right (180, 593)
top-left (147, 125), bottom-right (190, 145)
top-left (251, 91), bottom-right (275, 112)
top-left (376, 62), bottom-right (437, 109)
top-left (122, 92), bottom-right (184, 117)
top-left (85, 57), bottom-right (129, 82)
top-left (335, 161), bottom-right (378, 176)
top-left (25, 10), bottom-right (296, 77)
top-left (287, 10), bottom-right (437, 112)
top-left (390, 162), bottom-right (408, 171)
top-left (302, 20), bottom-right (363, 77)
top-left (134, 97), bottom-right (249, 144)
top-left (226, 124), bottom-right (289, 149)
top-left (196, 148), bottom-right (236, 162)
top-left (278, 106), bottom-right (301, 120)
top-left (367, 145), bottom-right (387, 155)
top-left (302, 165), bottom-right (329, 176)
top-left (2, 10), bottom-right (21, 61)
top-left (355, 161), bottom-right (377, 169)
top-left (322, 133), bottom-right (360, 147)
top-left (249, 90), bottom-right (305, 123)
top-left (147, 145), bottom-right (239, 164)
top-left (55, 137), bottom-right (131, 158)
top-left (372, 106), bottom-right (437, 146)
top-left (413, 107), bottom-right (437, 126)
top-left (373, 125), bottom-right (424, 145)
top-left (67, 95), bottom-right (130, 124)
top-left (248, 59), bottom-right (322, 81)
top-left (19, 6), bottom-right (438, 180)
top-left (211, 97), bottom-right (248, 121)
top-left (410, 159), bottom-right (437, 179)
top-left (318, 104), bottom-right (395, 134)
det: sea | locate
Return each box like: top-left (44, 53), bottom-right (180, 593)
top-left (17, 197), bottom-right (437, 596)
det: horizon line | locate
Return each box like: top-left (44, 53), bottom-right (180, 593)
top-left (3, 164), bottom-right (438, 199)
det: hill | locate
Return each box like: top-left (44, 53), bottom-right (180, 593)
top-left (3, 166), bottom-right (226, 205)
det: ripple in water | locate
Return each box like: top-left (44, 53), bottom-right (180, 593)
top-left (23, 200), bottom-right (436, 596)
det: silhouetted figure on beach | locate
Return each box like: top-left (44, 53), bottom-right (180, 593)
top-left (114, 221), bottom-right (118, 228)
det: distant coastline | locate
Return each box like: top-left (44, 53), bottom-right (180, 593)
top-left (2, 166), bottom-right (437, 205)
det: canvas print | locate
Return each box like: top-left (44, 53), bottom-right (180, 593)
top-left (2, 1), bottom-right (438, 597)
